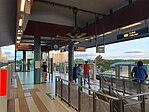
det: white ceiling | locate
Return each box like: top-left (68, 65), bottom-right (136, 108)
top-left (30, 0), bottom-right (129, 26)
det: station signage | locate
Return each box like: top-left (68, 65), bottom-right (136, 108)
top-left (74, 47), bottom-right (86, 52)
top-left (16, 44), bottom-right (33, 50)
top-left (96, 46), bottom-right (105, 53)
top-left (117, 27), bottom-right (148, 40)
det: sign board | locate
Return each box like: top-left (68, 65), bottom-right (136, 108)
top-left (96, 46), bottom-right (105, 53)
top-left (16, 44), bottom-right (33, 50)
top-left (74, 47), bottom-right (86, 52)
top-left (35, 61), bottom-right (40, 69)
top-left (117, 27), bottom-right (148, 40)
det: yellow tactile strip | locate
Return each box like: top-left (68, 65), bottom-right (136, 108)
top-left (16, 77), bottom-right (30, 112)
top-left (29, 89), bottom-right (49, 112)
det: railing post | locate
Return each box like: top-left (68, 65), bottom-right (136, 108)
top-left (120, 100), bottom-right (124, 112)
top-left (55, 77), bottom-right (57, 96)
top-left (139, 83), bottom-right (142, 94)
top-left (123, 78), bottom-right (125, 96)
top-left (80, 76), bottom-right (83, 91)
top-left (78, 86), bottom-right (81, 112)
top-left (141, 95), bottom-right (145, 112)
top-left (110, 99), bottom-right (114, 112)
top-left (61, 79), bottom-right (63, 100)
top-left (93, 92), bottom-right (96, 112)
top-left (111, 75), bottom-right (113, 87)
top-left (68, 82), bottom-right (70, 106)
top-left (99, 76), bottom-right (102, 90)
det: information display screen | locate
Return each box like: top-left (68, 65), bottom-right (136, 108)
top-left (117, 27), bottom-right (148, 40)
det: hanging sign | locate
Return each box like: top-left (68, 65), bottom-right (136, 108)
top-left (74, 47), bottom-right (86, 52)
top-left (96, 46), bottom-right (105, 53)
top-left (117, 27), bottom-right (148, 40)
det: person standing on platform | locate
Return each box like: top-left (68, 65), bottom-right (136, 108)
top-left (78, 64), bottom-right (83, 84)
top-left (84, 61), bottom-right (90, 84)
top-left (41, 62), bottom-right (48, 81)
top-left (73, 64), bottom-right (78, 83)
top-left (131, 61), bottom-right (147, 83)
top-left (131, 61), bottom-right (148, 93)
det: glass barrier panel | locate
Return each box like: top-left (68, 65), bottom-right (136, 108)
top-left (62, 83), bottom-right (68, 101)
top-left (80, 92), bottom-right (93, 112)
top-left (95, 98), bottom-right (110, 112)
top-left (70, 84), bottom-right (78, 109)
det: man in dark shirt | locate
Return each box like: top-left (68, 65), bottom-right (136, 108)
top-left (41, 62), bottom-right (47, 81)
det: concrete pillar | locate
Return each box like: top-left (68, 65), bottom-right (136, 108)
top-left (68, 42), bottom-right (74, 81)
top-left (23, 51), bottom-right (26, 72)
top-left (34, 37), bottom-right (41, 84)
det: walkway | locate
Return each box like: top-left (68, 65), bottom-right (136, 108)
top-left (8, 71), bottom-right (76, 112)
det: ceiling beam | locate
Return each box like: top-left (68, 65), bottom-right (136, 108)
top-left (82, 0), bottom-right (149, 36)
top-left (35, 0), bottom-right (106, 16)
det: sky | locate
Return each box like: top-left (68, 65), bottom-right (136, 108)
top-left (1, 37), bottom-right (149, 60)
top-left (75, 37), bottom-right (149, 60)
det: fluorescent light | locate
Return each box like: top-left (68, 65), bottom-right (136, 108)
top-left (90, 37), bottom-right (94, 39)
top-left (74, 42), bottom-right (79, 44)
top-left (17, 40), bottom-right (20, 43)
top-left (18, 32), bottom-right (22, 35)
top-left (99, 32), bottom-right (112, 36)
top-left (20, 0), bottom-right (26, 12)
top-left (18, 29), bottom-right (23, 33)
top-left (121, 22), bottom-right (141, 30)
top-left (17, 36), bottom-right (21, 40)
top-left (85, 39), bottom-right (89, 41)
top-left (19, 18), bottom-right (23, 26)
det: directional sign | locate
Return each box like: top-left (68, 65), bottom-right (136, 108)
top-left (117, 27), bottom-right (148, 40)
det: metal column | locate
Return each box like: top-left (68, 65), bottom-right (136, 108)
top-left (68, 42), bottom-right (74, 81)
top-left (51, 58), bottom-right (53, 80)
top-left (23, 51), bottom-right (26, 72)
top-left (34, 37), bottom-right (41, 84)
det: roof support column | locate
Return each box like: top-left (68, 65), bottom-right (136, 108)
top-left (68, 42), bottom-right (74, 81)
top-left (23, 51), bottom-right (26, 72)
top-left (34, 37), bottom-right (41, 84)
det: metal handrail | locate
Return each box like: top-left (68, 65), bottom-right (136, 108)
top-left (57, 76), bottom-right (119, 100)
top-left (55, 76), bottom-right (149, 112)
top-left (99, 73), bottom-right (149, 82)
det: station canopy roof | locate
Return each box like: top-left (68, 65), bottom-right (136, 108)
top-left (1, 0), bottom-right (149, 50)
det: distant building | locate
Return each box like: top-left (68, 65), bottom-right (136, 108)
top-left (0, 54), bottom-right (8, 63)
top-left (0, 48), bottom-right (8, 63)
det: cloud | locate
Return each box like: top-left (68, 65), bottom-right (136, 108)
top-left (124, 51), bottom-right (143, 53)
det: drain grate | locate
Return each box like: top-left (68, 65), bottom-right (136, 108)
top-left (46, 93), bottom-right (55, 100)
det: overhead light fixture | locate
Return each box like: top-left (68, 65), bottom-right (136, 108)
top-left (99, 32), bottom-right (112, 36)
top-left (18, 32), bottom-right (22, 35)
top-left (90, 37), bottom-right (94, 39)
top-left (18, 29), bottom-right (23, 33)
top-left (120, 22), bottom-right (141, 30)
top-left (20, 0), bottom-right (26, 12)
top-left (85, 39), bottom-right (89, 41)
top-left (17, 36), bottom-right (21, 40)
top-left (74, 42), bottom-right (79, 44)
top-left (17, 40), bottom-right (20, 43)
top-left (19, 18), bottom-right (23, 26)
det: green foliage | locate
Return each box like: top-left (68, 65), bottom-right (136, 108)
top-left (0, 62), bottom-right (8, 67)
top-left (74, 58), bottom-right (84, 64)
top-left (75, 57), bottom-right (149, 72)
